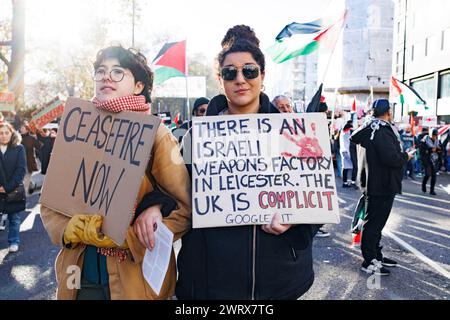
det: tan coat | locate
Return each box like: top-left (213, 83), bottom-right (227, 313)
top-left (40, 125), bottom-right (191, 300)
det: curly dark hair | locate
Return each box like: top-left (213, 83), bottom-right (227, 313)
top-left (93, 46), bottom-right (153, 103)
top-left (217, 25), bottom-right (265, 73)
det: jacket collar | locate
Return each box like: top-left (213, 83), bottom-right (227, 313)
top-left (205, 92), bottom-right (279, 116)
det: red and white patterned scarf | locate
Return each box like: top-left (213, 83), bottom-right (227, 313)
top-left (92, 95), bottom-right (150, 113)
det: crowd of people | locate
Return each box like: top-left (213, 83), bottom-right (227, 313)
top-left (0, 23), bottom-right (448, 300)
top-left (326, 107), bottom-right (449, 196)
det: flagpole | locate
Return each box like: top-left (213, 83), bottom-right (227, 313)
top-left (370, 85), bottom-right (374, 108)
top-left (132, 0), bottom-right (135, 47)
top-left (330, 87), bottom-right (338, 136)
top-left (185, 40), bottom-right (190, 121)
top-left (319, 10), bottom-right (347, 86)
top-left (401, 0), bottom-right (408, 116)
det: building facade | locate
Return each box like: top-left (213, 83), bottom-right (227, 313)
top-left (392, 0), bottom-right (450, 123)
top-left (269, 53), bottom-right (318, 112)
top-left (318, 0), bottom-right (395, 112)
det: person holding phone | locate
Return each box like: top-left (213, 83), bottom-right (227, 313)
top-left (351, 99), bottom-right (413, 276)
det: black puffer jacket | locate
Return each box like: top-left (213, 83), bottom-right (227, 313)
top-left (176, 93), bottom-right (319, 300)
top-left (0, 131), bottom-right (26, 214)
top-left (350, 118), bottom-right (408, 196)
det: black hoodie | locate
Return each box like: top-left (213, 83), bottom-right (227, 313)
top-left (176, 93), bottom-right (319, 300)
top-left (350, 118), bottom-right (408, 196)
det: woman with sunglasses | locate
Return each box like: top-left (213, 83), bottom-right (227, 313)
top-left (40, 46), bottom-right (191, 300)
top-left (175, 25), bottom-right (320, 300)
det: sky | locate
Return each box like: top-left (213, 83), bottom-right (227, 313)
top-left (2, 0), bottom-right (332, 58)
top-left (0, 0), bottom-right (334, 96)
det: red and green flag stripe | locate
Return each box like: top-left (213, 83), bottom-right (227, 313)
top-left (153, 40), bottom-right (186, 85)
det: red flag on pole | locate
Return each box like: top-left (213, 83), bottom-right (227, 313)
top-left (174, 112), bottom-right (180, 125)
top-left (410, 114), bottom-right (416, 138)
top-left (351, 96), bottom-right (357, 112)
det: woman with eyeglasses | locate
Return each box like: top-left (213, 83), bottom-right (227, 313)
top-left (175, 25), bottom-right (320, 300)
top-left (40, 46), bottom-right (191, 300)
top-left (0, 122), bottom-right (26, 253)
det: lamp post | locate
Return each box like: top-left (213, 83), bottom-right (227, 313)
top-left (132, 0), bottom-right (135, 47)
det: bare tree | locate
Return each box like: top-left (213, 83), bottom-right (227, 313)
top-left (0, 0), bottom-right (25, 108)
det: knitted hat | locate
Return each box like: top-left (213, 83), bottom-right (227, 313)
top-left (192, 97), bottom-right (210, 115)
top-left (372, 99), bottom-right (391, 117)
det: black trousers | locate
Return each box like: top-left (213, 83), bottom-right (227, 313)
top-left (361, 194), bottom-right (395, 263)
top-left (404, 159), bottom-right (414, 177)
top-left (343, 169), bottom-right (351, 183)
top-left (422, 165), bottom-right (437, 193)
top-left (76, 277), bottom-right (110, 300)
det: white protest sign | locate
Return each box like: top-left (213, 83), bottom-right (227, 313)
top-left (191, 113), bottom-right (340, 228)
top-left (421, 115), bottom-right (437, 127)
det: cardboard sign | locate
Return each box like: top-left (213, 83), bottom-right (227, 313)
top-left (29, 97), bottom-right (65, 130)
top-left (191, 113), bottom-right (340, 228)
top-left (0, 92), bottom-right (14, 112)
top-left (40, 98), bottom-right (161, 244)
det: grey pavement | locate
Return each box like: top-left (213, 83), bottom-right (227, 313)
top-left (301, 172), bottom-right (450, 300)
top-left (1, 172), bottom-right (449, 300)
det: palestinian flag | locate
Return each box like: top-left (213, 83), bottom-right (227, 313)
top-left (438, 124), bottom-right (450, 136)
top-left (390, 76), bottom-right (428, 115)
top-left (267, 11), bottom-right (347, 64)
top-left (351, 97), bottom-right (357, 112)
top-left (153, 40), bottom-right (186, 85)
top-left (174, 112), bottom-right (181, 125)
top-left (306, 83), bottom-right (323, 112)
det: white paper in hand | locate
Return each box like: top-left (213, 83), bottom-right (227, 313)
top-left (142, 220), bottom-right (174, 296)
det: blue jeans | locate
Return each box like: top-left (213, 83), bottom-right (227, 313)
top-left (7, 211), bottom-right (21, 245)
top-left (336, 153), bottom-right (342, 178)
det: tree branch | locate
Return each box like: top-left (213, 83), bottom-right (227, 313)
top-left (0, 40), bottom-right (12, 47)
top-left (0, 51), bottom-right (10, 68)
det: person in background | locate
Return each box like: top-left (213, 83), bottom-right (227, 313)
top-left (421, 128), bottom-right (441, 195)
top-left (318, 95), bottom-right (328, 113)
top-left (400, 125), bottom-right (416, 180)
top-left (349, 126), bottom-right (359, 188)
top-left (339, 121), bottom-right (354, 188)
top-left (441, 130), bottom-right (450, 172)
top-left (0, 122), bottom-right (26, 253)
top-left (11, 110), bottom-right (22, 131)
top-left (415, 127), bottom-right (429, 177)
top-left (20, 124), bottom-right (42, 194)
top-left (351, 99), bottom-right (413, 276)
top-left (180, 97), bottom-right (209, 131)
top-left (272, 95), bottom-right (293, 113)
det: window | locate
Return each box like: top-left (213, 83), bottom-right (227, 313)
top-left (442, 30), bottom-right (445, 51)
top-left (397, 21), bottom-right (401, 34)
top-left (440, 73), bottom-right (450, 98)
top-left (411, 45), bottom-right (414, 61)
top-left (425, 38), bottom-right (428, 56)
top-left (445, 28), bottom-right (450, 51)
top-left (412, 77), bottom-right (435, 101)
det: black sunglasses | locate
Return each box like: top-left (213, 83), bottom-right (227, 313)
top-left (220, 64), bottom-right (260, 81)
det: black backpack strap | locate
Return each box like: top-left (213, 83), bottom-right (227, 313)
top-left (132, 170), bottom-right (178, 224)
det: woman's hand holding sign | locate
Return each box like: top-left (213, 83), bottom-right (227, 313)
top-left (261, 213), bottom-right (292, 235)
top-left (63, 214), bottom-right (127, 248)
top-left (133, 204), bottom-right (162, 250)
